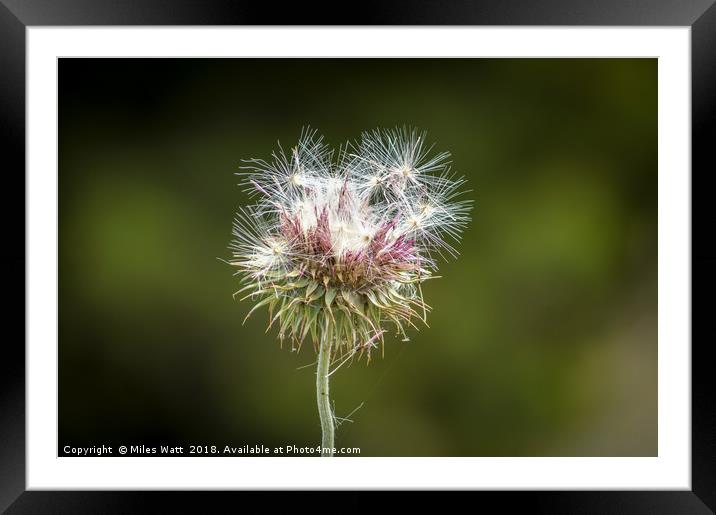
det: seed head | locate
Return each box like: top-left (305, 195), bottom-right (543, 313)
top-left (229, 127), bottom-right (471, 360)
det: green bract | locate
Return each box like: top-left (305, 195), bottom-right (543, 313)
top-left (237, 269), bottom-right (435, 361)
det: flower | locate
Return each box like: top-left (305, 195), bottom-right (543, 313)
top-left (229, 127), bottom-right (471, 361)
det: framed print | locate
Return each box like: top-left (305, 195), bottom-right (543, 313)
top-left (3, 0), bottom-right (715, 512)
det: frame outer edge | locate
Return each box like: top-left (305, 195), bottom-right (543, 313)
top-left (0, 0), bottom-right (27, 513)
top-left (691, 1), bottom-right (716, 512)
top-left (1, 0), bottom-right (716, 25)
top-left (3, 0), bottom-right (714, 511)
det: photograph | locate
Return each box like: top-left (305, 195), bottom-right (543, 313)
top-left (58, 57), bottom-right (657, 458)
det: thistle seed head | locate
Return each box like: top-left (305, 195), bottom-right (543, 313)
top-left (229, 127), bottom-right (471, 360)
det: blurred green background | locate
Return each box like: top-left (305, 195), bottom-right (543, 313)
top-left (59, 58), bottom-right (657, 456)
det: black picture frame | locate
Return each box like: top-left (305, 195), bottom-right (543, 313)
top-left (2, 1), bottom-right (714, 512)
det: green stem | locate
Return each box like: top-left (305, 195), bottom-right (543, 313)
top-left (316, 338), bottom-right (334, 457)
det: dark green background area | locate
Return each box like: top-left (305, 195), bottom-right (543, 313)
top-left (59, 58), bottom-right (657, 456)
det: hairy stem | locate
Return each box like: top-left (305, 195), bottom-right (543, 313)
top-left (316, 338), bottom-right (334, 457)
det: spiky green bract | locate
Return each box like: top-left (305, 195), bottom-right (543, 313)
top-left (235, 265), bottom-right (432, 361)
